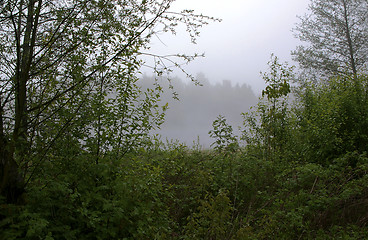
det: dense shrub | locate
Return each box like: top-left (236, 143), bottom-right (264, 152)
top-left (1, 74), bottom-right (368, 239)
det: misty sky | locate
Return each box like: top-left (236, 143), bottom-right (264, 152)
top-left (146, 0), bottom-right (311, 94)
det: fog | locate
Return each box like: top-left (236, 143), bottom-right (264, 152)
top-left (146, 0), bottom-right (310, 94)
top-left (142, 0), bottom-right (311, 146)
top-left (140, 74), bottom-right (258, 147)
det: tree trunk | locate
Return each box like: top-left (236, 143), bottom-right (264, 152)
top-left (1, 0), bottom-right (41, 204)
top-left (0, 98), bottom-right (24, 203)
top-left (342, 0), bottom-right (358, 77)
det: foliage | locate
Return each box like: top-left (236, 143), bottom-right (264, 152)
top-left (295, 74), bottom-right (368, 165)
top-left (238, 66), bottom-right (368, 238)
top-left (1, 124), bottom-right (368, 239)
top-left (242, 55), bottom-right (295, 161)
top-left (261, 54), bottom-right (293, 100)
top-left (1, 1), bottom-right (368, 239)
top-left (184, 189), bottom-right (233, 240)
top-left (292, 0), bottom-right (368, 78)
top-left (2, 62), bottom-right (368, 240)
top-left (0, 0), bottom-right (217, 203)
top-left (209, 115), bottom-right (238, 153)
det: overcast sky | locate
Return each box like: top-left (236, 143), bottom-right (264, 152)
top-left (145, 0), bottom-right (311, 94)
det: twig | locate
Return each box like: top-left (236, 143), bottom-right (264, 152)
top-left (310, 176), bottom-right (318, 194)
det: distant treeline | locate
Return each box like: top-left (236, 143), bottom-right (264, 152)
top-left (139, 73), bottom-right (258, 147)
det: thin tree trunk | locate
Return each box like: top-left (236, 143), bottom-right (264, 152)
top-left (342, 0), bottom-right (358, 77)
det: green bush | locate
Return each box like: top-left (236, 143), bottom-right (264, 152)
top-left (296, 75), bottom-right (368, 165)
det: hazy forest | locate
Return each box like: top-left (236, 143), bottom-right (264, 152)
top-left (1, 0), bottom-right (368, 239)
top-left (141, 73), bottom-right (258, 147)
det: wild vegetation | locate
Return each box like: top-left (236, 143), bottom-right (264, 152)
top-left (2, 71), bottom-right (368, 239)
top-left (1, 0), bottom-right (368, 239)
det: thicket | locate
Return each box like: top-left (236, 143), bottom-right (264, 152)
top-left (1, 0), bottom-right (368, 238)
top-left (2, 71), bottom-right (368, 239)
